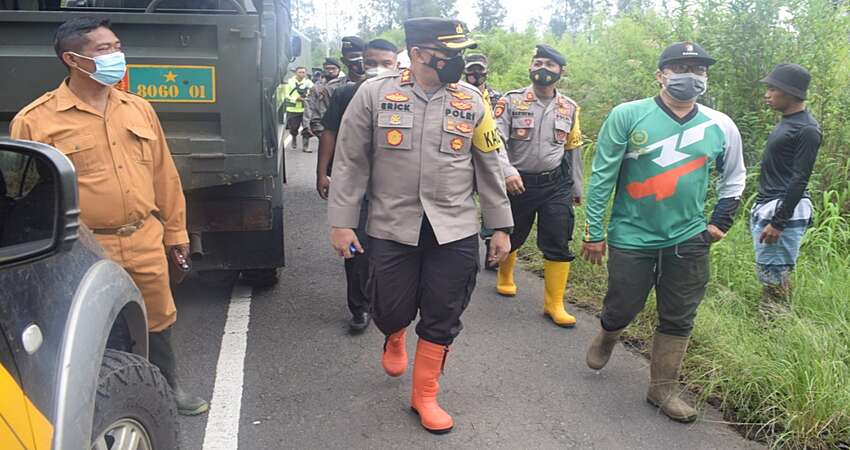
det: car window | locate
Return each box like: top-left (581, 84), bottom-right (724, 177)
top-left (0, 150), bottom-right (57, 256)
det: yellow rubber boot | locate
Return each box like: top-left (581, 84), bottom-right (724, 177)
top-left (543, 260), bottom-right (576, 327)
top-left (496, 252), bottom-right (518, 296)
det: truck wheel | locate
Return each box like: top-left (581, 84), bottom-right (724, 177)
top-left (90, 350), bottom-right (177, 450)
top-left (240, 268), bottom-right (279, 288)
top-left (196, 269), bottom-right (239, 289)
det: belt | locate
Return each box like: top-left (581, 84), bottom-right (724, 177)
top-left (92, 218), bottom-right (147, 237)
top-left (519, 168), bottom-right (563, 185)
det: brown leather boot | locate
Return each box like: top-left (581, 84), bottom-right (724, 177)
top-left (410, 338), bottom-right (453, 434)
top-left (586, 325), bottom-right (623, 370)
top-left (381, 328), bottom-right (407, 377)
top-left (646, 332), bottom-right (697, 423)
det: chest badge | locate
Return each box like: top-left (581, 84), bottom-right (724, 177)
top-left (556, 130), bottom-right (568, 141)
top-left (386, 129), bottom-right (404, 147)
top-left (516, 102), bottom-right (530, 111)
top-left (451, 91), bottom-right (473, 100)
top-left (450, 137), bottom-right (465, 151)
top-left (456, 122), bottom-right (473, 134)
top-left (515, 128), bottom-right (529, 138)
top-left (451, 100), bottom-right (473, 111)
top-left (385, 92), bottom-right (409, 102)
top-left (389, 114), bottom-right (402, 125)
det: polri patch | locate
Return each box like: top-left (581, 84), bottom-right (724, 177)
top-left (450, 137), bottom-right (465, 151)
top-left (386, 129), bottom-right (404, 147)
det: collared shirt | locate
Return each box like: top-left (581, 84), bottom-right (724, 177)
top-left (10, 80), bottom-right (188, 246)
top-left (327, 71), bottom-right (513, 246)
top-left (494, 86), bottom-right (583, 194)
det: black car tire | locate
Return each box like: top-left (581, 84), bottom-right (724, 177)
top-left (91, 349), bottom-right (178, 450)
top-left (240, 268), bottom-right (279, 288)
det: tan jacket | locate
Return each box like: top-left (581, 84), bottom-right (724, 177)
top-left (494, 86), bottom-right (584, 196)
top-left (11, 80), bottom-right (188, 246)
top-left (328, 70), bottom-right (513, 246)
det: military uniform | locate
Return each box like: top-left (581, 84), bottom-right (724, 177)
top-left (306, 37), bottom-right (366, 136)
top-left (328, 17), bottom-right (511, 434)
top-left (11, 80), bottom-right (187, 332)
top-left (493, 44), bottom-right (583, 328)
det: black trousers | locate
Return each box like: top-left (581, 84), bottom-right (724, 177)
top-left (367, 217), bottom-right (479, 346)
top-left (600, 231), bottom-right (711, 337)
top-left (344, 200), bottom-right (370, 316)
top-left (510, 173), bottom-right (575, 262)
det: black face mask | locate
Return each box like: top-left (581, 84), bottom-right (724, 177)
top-left (465, 72), bottom-right (487, 87)
top-left (345, 58), bottom-right (365, 77)
top-left (426, 53), bottom-right (465, 84)
top-left (530, 67), bottom-right (561, 86)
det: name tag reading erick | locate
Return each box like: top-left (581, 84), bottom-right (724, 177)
top-left (123, 65), bottom-right (216, 103)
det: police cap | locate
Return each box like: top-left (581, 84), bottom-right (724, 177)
top-left (533, 44), bottom-right (566, 67)
top-left (658, 42), bottom-right (716, 69)
top-left (404, 17), bottom-right (477, 51)
top-left (323, 57), bottom-right (341, 68)
top-left (341, 36), bottom-right (366, 56)
top-left (465, 53), bottom-right (488, 70)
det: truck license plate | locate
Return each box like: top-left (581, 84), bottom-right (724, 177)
top-left (124, 65), bottom-right (216, 103)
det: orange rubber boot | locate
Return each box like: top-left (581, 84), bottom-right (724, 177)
top-left (496, 251), bottom-right (518, 296)
top-left (410, 338), bottom-right (453, 434)
top-left (381, 328), bottom-right (407, 377)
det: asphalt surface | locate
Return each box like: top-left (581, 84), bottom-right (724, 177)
top-left (172, 134), bottom-right (763, 449)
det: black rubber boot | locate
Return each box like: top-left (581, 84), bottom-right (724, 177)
top-left (148, 328), bottom-right (210, 416)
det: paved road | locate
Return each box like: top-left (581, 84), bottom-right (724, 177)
top-left (172, 135), bottom-right (762, 449)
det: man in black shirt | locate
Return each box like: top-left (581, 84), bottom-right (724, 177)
top-left (752, 63), bottom-right (822, 311)
top-left (317, 38), bottom-right (399, 332)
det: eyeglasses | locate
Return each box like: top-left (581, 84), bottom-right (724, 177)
top-left (664, 63), bottom-right (708, 76)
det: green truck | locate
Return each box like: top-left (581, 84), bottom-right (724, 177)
top-left (0, 0), bottom-right (299, 286)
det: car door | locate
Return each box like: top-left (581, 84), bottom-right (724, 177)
top-left (0, 330), bottom-right (35, 450)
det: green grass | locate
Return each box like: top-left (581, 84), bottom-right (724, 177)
top-left (516, 192), bottom-right (850, 449)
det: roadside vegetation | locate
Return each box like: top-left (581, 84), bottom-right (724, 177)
top-left (472, 1), bottom-right (850, 448)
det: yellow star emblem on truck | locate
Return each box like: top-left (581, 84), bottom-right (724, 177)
top-left (163, 71), bottom-right (178, 82)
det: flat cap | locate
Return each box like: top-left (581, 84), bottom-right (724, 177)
top-left (760, 63), bottom-right (810, 100)
top-left (658, 42), bottom-right (716, 69)
top-left (404, 17), bottom-right (477, 51)
top-left (341, 36), bottom-right (366, 55)
top-left (465, 53), bottom-right (488, 70)
top-left (533, 44), bottom-right (565, 67)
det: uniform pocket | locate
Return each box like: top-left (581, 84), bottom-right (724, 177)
top-left (440, 118), bottom-right (472, 156)
top-left (510, 117), bottom-right (534, 141)
top-left (376, 112), bottom-right (413, 151)
top-left (53, 134), bottom-right (102, 175)
top-left (127, 125), bottom-right (157, 163)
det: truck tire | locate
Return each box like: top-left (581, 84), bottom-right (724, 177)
top-left (90, 349), bottom-right (178, 450)
top-left (240, 268), bottom-right (279, 288)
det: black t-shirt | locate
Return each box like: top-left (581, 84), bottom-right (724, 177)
top-left (321, 81), bottom-right (359, 132)
top-left (756, 109), bottom-right (822, 229)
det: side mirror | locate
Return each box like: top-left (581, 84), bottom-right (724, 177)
top-left (0, 139), bottom-right (79, 267)
top-left (290, 36), bottom-right (303, 59)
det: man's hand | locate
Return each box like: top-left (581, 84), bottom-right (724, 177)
top-left (706, 224), bottom-right (726, 242)
top-left (505, 175), bottom-right (525, 195)
top-left (317, 174), bottom-right (331, 200)
top-left (488, 231), bottom-right (511, 267)
top-left (581, 240), bottom-right (607, 265)
top-left (167, 243), bottom-right (190, 258)
top-left (759, 224), bottom-right (783, 245)
top-left (330, 227), bottom-right (363, 258)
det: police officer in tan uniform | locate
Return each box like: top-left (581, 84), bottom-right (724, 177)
top-left (328, 18), bottom-right (513, 434)
top-left (306, 36), bottom-right (367, 136)
top-left (493, 44), bottom-right (584, 328)
top-left (10, 18), bottom-right (207, 415)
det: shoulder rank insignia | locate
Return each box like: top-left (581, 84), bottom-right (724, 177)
top-left (494, 98), bottom-right (506, 118)
top-left (456, 122), bottom-right (473, 134)
top-left (385, 92), bottom-right (409, 102)
top-left (386, 129), bottom-right (404, 147)
top-left (451, 91), bottom-right (473, 100)
top-left (400, 69), bottom-right (413, 85)
top-left (451, 100), bottom-right (473, 111)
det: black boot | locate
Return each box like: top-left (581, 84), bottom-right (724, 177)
top-left (148, 328), bottom-right (210, 416)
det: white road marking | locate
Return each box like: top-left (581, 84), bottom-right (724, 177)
top-left (202, 283), bottom-right (253, 450)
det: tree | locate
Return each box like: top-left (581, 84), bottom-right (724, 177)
top-left (548, 0), bottom-right (594, 40)
top-left (358, 0), bottom-right (458, 35)
top-left (476, 0), bottom-right (507, 31)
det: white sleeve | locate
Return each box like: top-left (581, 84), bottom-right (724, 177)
top-left (716, 114), bottom-right (746, 199)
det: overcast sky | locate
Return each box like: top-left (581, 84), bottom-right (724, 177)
top-left (307, 0), bottom-right (549, 41)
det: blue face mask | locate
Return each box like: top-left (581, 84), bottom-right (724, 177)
top-left (72, 51), bottom-right (126, 86)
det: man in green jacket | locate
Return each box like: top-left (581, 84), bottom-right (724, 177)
top-left (277, 66), bottom-right (314, 151)
top-left (581, 42), bottom-right (746, 423)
